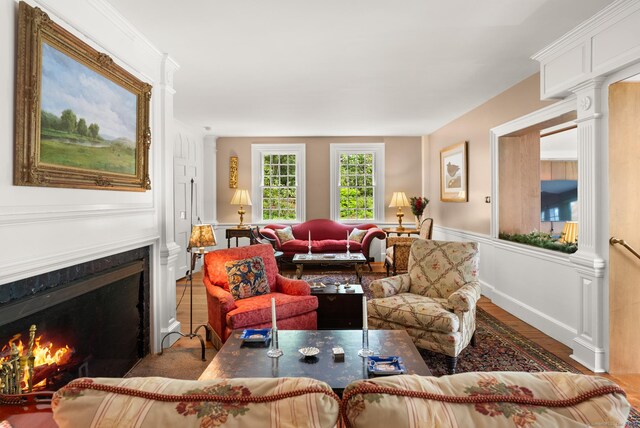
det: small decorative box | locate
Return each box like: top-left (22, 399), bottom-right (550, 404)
top-left (332, 346), bottom-right (344, 362)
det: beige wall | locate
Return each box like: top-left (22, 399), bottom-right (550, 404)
top-left (216, 136), bottom-right (422, 224)
top-left (425, 73), bottom-right (555, 235)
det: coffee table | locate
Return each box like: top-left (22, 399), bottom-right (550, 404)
top-left (199, 329), bottom-right (431, 396)
top-left (292, 253), bottom-right (367, 280)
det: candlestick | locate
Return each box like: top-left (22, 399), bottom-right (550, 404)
top-left (267, 297), bottom-right (283, 358)
top-left (362, 296), bottom-right (368, 330)
top-left (308, 230), bottom-right (312, 255)
top-left (346, 230), bottom-right (351, 256)
top-left (271, 297), bottom-right (277, 330)
top-left (358, 296), bottom-right (373, 357)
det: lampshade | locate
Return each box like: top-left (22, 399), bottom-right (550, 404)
top-left (188, 224), bottom-right (216, 251)
top-left (559, 221), bottom-right (578, 244)
top-left (230, 189), bottom-right (252, 206)
top-left (389, 191), bottom-right (410, 208)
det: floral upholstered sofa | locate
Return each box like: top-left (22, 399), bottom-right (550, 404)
top-left (261, 219), bottom-right (385, 265)
top-left (1, 371), bottom-right (630, 427)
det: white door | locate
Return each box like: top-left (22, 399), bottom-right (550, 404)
top-left (174, 134), bottom-right (199, 280)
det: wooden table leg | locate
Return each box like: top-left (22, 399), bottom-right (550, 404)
top-left (295, 264), bottom-right (304, 279)
top-left (355, 264), bottom-right (363, 281)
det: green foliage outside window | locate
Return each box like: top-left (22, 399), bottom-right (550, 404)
top-left (339, 153), bottom-right (375, 220)
top-left (262, 154), bottom-right (297, 220)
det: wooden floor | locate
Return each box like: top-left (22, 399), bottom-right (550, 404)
top-left (175, 262), bottom-right (639, 409)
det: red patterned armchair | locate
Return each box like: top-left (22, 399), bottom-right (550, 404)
top-left (203, 244), bottom-right (318, 346)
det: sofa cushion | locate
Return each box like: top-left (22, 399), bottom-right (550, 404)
top-left (225, 256), bottom-right (270, 300)
top-left (52, 377), bottom-right (340, 428)
top-left (408, 240), bottom-right (479, 299)
top-left (348, 227), bottom-right (367, 243)
top-left (368, 293), bottom-right (459, 333)
top-left (343, 372), bottom-right (630, 428)
top-left (275, 226), bottom-right (295, 243)
top-left (226, 292), bottom-right (318, 329)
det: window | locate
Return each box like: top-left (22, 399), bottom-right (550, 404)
top-left (251, 144), bottom-right (305, 223)
top-left (330, 143), bottom-right (384, 222)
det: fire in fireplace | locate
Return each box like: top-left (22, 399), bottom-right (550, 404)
top-left (1, 325), bottom-right (74, 393)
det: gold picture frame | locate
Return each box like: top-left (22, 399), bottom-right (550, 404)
top-left (440, 141), bottom-right (468, 202)
top-left (229, 156), bottom-right (238, 188)
top-left (14, 2), bottom-right (152, 191)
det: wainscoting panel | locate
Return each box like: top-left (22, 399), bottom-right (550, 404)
top-left (433, 226), bottom-right (580, 351)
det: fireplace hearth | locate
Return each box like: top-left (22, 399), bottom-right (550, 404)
top-left (0, 248), bottom-right (150, 391)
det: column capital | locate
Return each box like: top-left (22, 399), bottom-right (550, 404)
top-left (569, 77), bottom-right (606, 94)
top-left (161, 53), bottom-right (180, 89)
top-left (570, 78), bottom-right (605, 122)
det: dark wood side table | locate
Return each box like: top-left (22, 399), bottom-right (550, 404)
top-left (226, 227), bottom-right (252, 248)
top-left (382, 227), bottom-right (419, 237)
top-left (310, 283), bottom-right (363, 329)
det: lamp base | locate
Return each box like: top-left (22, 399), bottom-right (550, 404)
top-left (159, 324), bottom-right (210, 361)
top-left (396, 208), bottom-right (405, 230)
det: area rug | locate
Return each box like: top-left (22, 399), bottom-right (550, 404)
top-left (125, 345), bottom-right (217, 380)
top-left (300, 272), bottom-right (640, 426)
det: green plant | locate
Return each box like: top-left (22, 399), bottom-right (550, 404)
top-left (499, 231), bottom-right (577, 254)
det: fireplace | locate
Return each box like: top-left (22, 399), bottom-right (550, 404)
top-left (0, 248), bottom-right (150, 391)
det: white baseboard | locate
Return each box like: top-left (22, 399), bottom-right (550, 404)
top-left (481, 280), bottom-right (577, 347)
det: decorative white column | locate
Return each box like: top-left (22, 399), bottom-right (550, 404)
top-left (202, 134), bottom-right (221, 248)
top-left (154, 54), bottom-right (182, 352)
top-left (569, 78), bottom-right (607, 372)
top-left (203, 134), bottom-right (218, 225)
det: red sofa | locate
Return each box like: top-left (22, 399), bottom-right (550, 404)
top-left (202, 244), bottom-right (318, 345)
top-left (261, 219), bottom-right (385, 263)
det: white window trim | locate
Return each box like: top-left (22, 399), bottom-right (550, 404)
top-left (251, 144), bottom-right (306, 224)
top-left (329, 143), bottom-right (385, 223)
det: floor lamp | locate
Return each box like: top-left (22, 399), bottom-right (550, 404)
top-left (160, 179), bottom-right (215, 361)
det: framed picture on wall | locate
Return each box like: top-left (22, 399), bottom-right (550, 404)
top-left (14, 2), bottom-right (152, 191)
top-left (440, 141), bottom-right (468, 202)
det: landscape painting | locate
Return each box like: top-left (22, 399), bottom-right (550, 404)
top-left (14, 1), bottom-right (151, 191)
top-left (440, 141), bottom-right (468, 202)
top-left (40, 43), bottom-right (137, 175)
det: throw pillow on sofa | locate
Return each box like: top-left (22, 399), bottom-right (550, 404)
top-left (275, 226), bottom-right (295, 243)
top-left (348, 228), bottom-right (367, 243)
top-left (225, 256), bottom-right (270, 300)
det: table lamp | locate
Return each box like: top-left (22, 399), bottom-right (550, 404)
top-left (231, 189), bottom-right (252, 228)
top-left (389, 191), bottom-right (410, 230)
top-left (559, 221), bottom-right (578, 244)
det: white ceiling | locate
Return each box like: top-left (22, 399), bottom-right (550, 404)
top-left (106, 0), bottom-right (614, 137)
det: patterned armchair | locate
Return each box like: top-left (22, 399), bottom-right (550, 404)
top-left (384, 218), bottom-right (433, 275)
top-left (202, 244), bottom-right (318, 348)
top-left (369, 239), bottom-right (480, 374)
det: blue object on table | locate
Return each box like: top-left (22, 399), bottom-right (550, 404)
top-left (240, 328), bottom-right (271, 343)
top-left (367, 356), bottom-right (406, 375)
